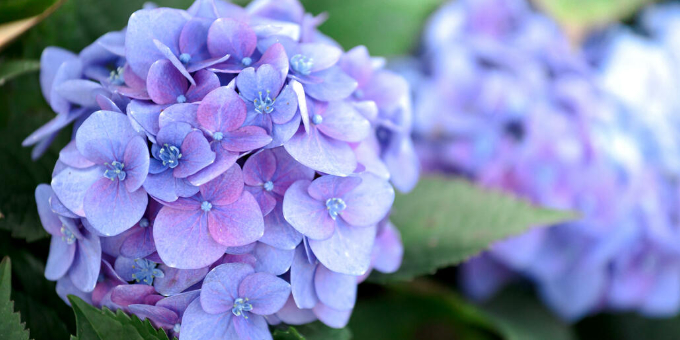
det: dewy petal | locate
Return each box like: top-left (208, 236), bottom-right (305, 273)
top-left (221, 126), bottom-right (272, 152)
top-left (125, 8), bottom-right (189, 79)
top-left (52, 165), bottom-right (102, 217)
top-left (207, 18), bottom-right (257, 60)
top-left (147, 59), bottom-right (189, 105)
top-left (174, 130), bottom-right (216, 178)
top-left (84, 178), bottom-right (148, 236)
top-left (314, 265), bottom-right (357, 311)
top-left (208, 192), bottom-right (265, 247)
top-left (307, 175), bottom-right (362, 202)
top-left (316, 100), bottom-right (371, 142)
top-left (341, 173), bottom-right (395, 227)
top-left (197, 87), bottom-right (246, 133)
top-left (299, 43), bottom-right (342, 73)
top-left (284, 126), bottom-right (357, 177)
top-left (45, 236), bottom-right (76, 281)
top-left (283, 180), bottom-right (336, 240)
top-left (68, 229), bottom-right (102, 292)
top-left (238, 272), bottom-right (290, 315)
top-left (309, 221), bottom-right (377, 276)
top-left (153, 208), bottom-right (227, 269)
top-left (185, 70), bottom-right (221, 102)
top-left (153, 265), bottom-right (209, 296)
top-left (313, 302), bottom-right (352, 329)
top-left (123, 136), bottom-right (150, 192)
top-left (260, 204), bottom-right (303, 250)
top-left (291, 245), bottom-right (318, 309)
top-left (199, 165), bottom-right (244, 205)
top-left (201, 263), bottom-right (254, 314)
top-left (252, 243), bottom-right (295, 275)
top-left (233, 314), bottom-right (272, 340)
top-left (180, 300), bottom-right (238, 339)
top-left (76, 110), bottom-right (139, 164)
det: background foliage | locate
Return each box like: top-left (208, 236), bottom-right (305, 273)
top-left (0, 0), bottom-right (667, 339)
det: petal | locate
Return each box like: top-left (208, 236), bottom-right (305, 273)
top-left (186, 145), bottom-right (239, 186)
top-left (307, 175), bottom-right (362, 202)
top-left (313, 303), bottom-right (351, 329)
top-left (201, 263), bottom-right (254, 314)
top-left (55, 79), bottom-right (107, 108)
top-left (221, 126), bottom-right (272, 152)
top-left (156, 290), bottom-right (200, 317)
top-left (316, 100), bottom-right (371, 142)
top-left (69, 229), bottom-right (102, 292)
top-left (180, 300), bottom-right (237, 339)
top-left (207, 18), bottom-right (257, 60)
top-left (50, 192), bottom-right (79, 219)
top-left (269, 146), bottom-right (315, 195)
top-left (260, 204), bottom-right (302, 250)
top-left (276, 296), bottom-right (317, 325)
top-left (111, 284), bottom-right (157, 307)
top-left (314, 265), bottom-right (357, 311)
top-left (270, 85), bottom-right (298, 124)
top-left (236, 64), bottom-right (284, 100)
top-left (59, 140), bottom-right (95, 169)
top-left (383, 134), bottom-right (420, 193)
top-left (156, 122), bottom-right (193, 149)
top-left (51, 166), bottom-right (102, 217)
top-left (243, 149), bottom-right (277, 185)
top-left (233, 314), bottom-right (272, 340)
top-left (45, 236), bottom-right (76, 281)
top-left (290, 245), bottom-right (318, 309)
top-left (84, 179), bottom-right (148, 236)
top-left (284, 126), bottom-right (357, 177)
top-left (341, 173), bottom-right (395, 227)
top-left (199, 164), bottom-right (244, 205)
top-left (123, 136), bottom-right (150, 192)
top-left (309, 221), bottom-right (376, 276)
top-left (197, 87), bottom-right (246, 133)
top-left (128, 304), bottom-right (178, 329)
top-left (36, 184), bottom-right (63, 235)
top-left (76, 110), bottom-right (138, 164)
top-left (372, 221), bottom-right (403, 274)
top-left (153, 207), bottom-right (227, 269)
top-left (299, 43), bottom-right (342, 73)
top-left (159, 103), bottom-right (200, 129)
top-left (208, 192), bottom-right (265, 247)
top-left (127, 100), bottom-right (165, 140)
top-left (238, 272), bottom-right (290, 315)
top-left (253, 42), bottom-right (289, 81)
top-left (120, 228), bottom-right (156, 259)
top-left (252, 243), bottom-right (295, 275)
top-left (174, 130), bottom-right (216, 178)
top-left (144, 170), bottom-right (183, 202)
top-left (282, 180), bottom-right (336, 240)
top-left (147, 59), bottom-right (189, 105)
top-left (179, 18), bottom-right (211, 61)
top-left (113, 256), bottom-right (137, 281)
top-left (245, 186), bottom-right (277, 216)
top-left (154, 265), bottom-right (209, 296)
top-left (303, 66), bottom-right (358, 101)
top-left (339, 45), bottom-right (372, 87)
top-left (267, 111), bottom-right (300, 148)
top-left (56, 276), bottom-right (92, 307)
top-left (185, 70), bottom-right (221, 102)
top-left (40, 47), bottom-right (77, 101)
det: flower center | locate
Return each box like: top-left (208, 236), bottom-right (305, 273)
top-left (103, 161), bottom-right (126, 181)
top-left (60, 225), bottom-right (76, 245)
top-left (139, 218), bottom-right (150, 228)
top-left (109, 66), bottom-right (125, 86)
top-left (325, 197), bottom-right (346, 220)
top-left (254, 90), bottom-right (275, 114)
top-left (176, 95), bottom-right (187, 103)
top-left (241, 57), bottom-right (252, 66)
top-left (232, 297), bottom-right (253, 318)
top-left (213, 132), bottom-right (224, 141)
top-left (130, 258), bottom-right (164, 285)
top-left (312, 114), bottom-right (323, 125)
top-left (173, 323), bottom-right (181, 333)
top-left (353, 89), bottom-right (364, 99)
top-left (201, 201), bottom-right (213, 212)
top-left (159, 144), bottom-right (182, 168)
top-left (179, 53), bottom-right (191, 64)
top-left (291, 54), bottom-right (314, 75)
top-left (263, 181), bottom-right (274, 192)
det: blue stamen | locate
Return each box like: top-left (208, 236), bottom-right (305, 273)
top-left (201, 201), bottom-right (212, 212)
top-left (241, 57), bottom-right (252, 66)
top-left (173, 324), bottom-right (181, 333)
top-left (60, 225), bottom-right (76, 245)
top-left (139, 218), bottom-right (150, 228)
top-left (232, 297), bottom-right (253, 318)
top-left (312, 114), bottom-right (323, 125)
top-left (325, 198), bottom-right (346, 220)
top-left (159, 144), bottom-right (182, 168)
top-left (353, 89), bottom-right (364, 99)
top-left (291, 54), bottom-right (314, 75)
top-left (179, 53), bottom-right (191, 64)
top-left (109, 66), bottom-right (125, 86)
top-left (213, 132), bottom-right (224, 141)
top-left (103, 161), bottom-right (126, 181)
top-left (264, 181), bottom-right (274, 192)
top-left (176, 95), bottom-right (187, 103)
top-left (254, 90), bottom-right (275, 114)
top-left (130, 258), bottom-right (164, 285)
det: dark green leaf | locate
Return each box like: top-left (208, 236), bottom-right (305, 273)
top-left (300, 0), bottom-right (443, 56)
top-left (372, 177), bottom-right (578, 282)
top-left (0, 257), bottom-right (31, 340)
top-left (273, 327), bottom-right (305, 340)
top-left (69, 295), bottom-right (169, 340)
top-left (576, 312), bottom-right (680, 340)
top-left (481, 288), bottom-right (576, 340)
top-left (0, 60), bottom-right (40, 86)
top-left (0, 0), bottom-right (58, 24)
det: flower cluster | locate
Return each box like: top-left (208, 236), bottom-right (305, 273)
top-left (407, 0), bottom-right (680, 320)
top-left (30, 0), bottom-right (417, 338)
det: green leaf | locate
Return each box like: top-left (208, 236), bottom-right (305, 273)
top-left (0, 0), bottom-right (58, 24)
top-left (69, 295), bottom-right (169, 340)
top-left (0, 257), bottom-right (31, 340)
top-left (273, 322), bottom-right (351, 340)
top-left (576, 312), bottom-right (680, 340)
top-left (300, 0), bottom-right (443, 56)
top-left (0, 60), bottom-right (40, 86)
top-left (372, 177), bottom-right (578, 282)
top-left (481, 288), bottom-right (576, 340)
